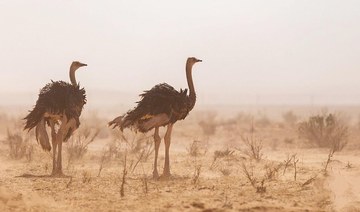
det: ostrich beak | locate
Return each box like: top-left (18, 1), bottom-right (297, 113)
top-left (196, 59), bottom-right (202, 62)
top-left (80, 63), bottom-right (87, 67)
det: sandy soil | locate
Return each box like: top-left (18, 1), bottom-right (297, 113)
top-left (0, 108), bottom-right (360, 211)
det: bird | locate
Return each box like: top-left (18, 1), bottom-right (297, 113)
top-left (24, 61), bottom-right (87, 177)
top-left (109, 57), bottom-right (202, 179)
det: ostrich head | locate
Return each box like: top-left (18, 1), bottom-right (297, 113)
top-left (71, 61), bottom-right (87, 71)
top-left (69, 61), bottom-right (87, 86)
top-left (187, 57), bottom-right (202, 67)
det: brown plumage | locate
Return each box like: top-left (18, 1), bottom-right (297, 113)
top-left (110, 83), bottom-right (190, 132)
top-left (109, 57), bottom-right (202, 179)
top-left (24, 61), bottom-right (87, 176)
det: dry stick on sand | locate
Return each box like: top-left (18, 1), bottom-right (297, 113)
top-left (120, 153), bottom-right (128, 197)
top-left (293, 154), bottom-right (299, 181)
top-left (97, 149), bottom-right (111, 177)
top-left (283, 154), bottom-right (294, 175)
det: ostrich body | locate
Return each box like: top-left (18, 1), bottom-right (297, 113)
top-left (109, 57), bottom-right (202, 179)
top-left (24, 61), bottom-right (87, 176)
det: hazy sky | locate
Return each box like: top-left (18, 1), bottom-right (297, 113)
top-left (1, 0), bottom-right (360, 105)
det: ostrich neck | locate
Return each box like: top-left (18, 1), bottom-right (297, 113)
top-left (186, 62), bottom-right (196, 110)
top-left (69, 66), bottom-right (77, 86)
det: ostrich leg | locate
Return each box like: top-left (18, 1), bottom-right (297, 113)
top-left (56, 117), bottom-right (76, 176)
top-left (54, 115), bottom-right (67, 176)
top-left (162, 124), bottom-right (173, 178)
top-left (153, 127), bottom-right (161, 179)
top-left (49, 120), bottom-right (58, 176)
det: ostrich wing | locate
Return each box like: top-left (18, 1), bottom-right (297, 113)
top-left (118, 83), bottom-right (190, 132)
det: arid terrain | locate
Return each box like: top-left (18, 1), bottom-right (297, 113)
top-left (1, 106), bottom-right (360, 211)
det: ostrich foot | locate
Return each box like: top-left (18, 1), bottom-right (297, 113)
top-left (153, 170), bottom-right (160, 180)
top-left (50, 170), bottom-right (68, 178)
top-left (159, 172), bottom-right (172, 180)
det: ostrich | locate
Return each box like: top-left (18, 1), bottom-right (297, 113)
top-left (109, 57), bottom-right (202, 179)
top-left (24, 61), bottom-right (87, 176)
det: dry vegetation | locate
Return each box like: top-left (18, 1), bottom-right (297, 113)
top-left (1, 108), bottom-right (360, 211)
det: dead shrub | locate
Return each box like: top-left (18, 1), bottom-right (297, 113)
top-left (241, 162), bottom-right (266, 193)
top-left (238, 134), bottom-right (263, 161)
top-left (97, 148), bottom-right (112, 177)
top-left (112, 130), bottom-right (152, 154)
top-left (298, 113), bottom-right (348, 150)
top-left (264, 162), bottom-right (282, 181)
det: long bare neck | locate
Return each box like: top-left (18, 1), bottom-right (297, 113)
top-left (186, 61), bottom-right (196, 110)
top-left (69, 65), bottom-right (77, 86)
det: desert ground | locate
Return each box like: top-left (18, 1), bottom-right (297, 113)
top-left (1, 105), bottom-right (360, 212)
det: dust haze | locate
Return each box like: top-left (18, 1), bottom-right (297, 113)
top-left (1, 0), bottom-right (360, 211)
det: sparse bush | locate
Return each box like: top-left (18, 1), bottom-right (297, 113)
top-left (284, 137), bottom-right (294, 145)
top-left (282, 111), bottom-right (298, 126)
top-left (235, 112), bottom-right (253, 124)
top-left (239, 134), bottom-right (263, 161)
top-left (256, 115), bottom-right (271, 128)
top-left (67, 126), bottom-right (100, 162)
top-left (198, 111), bottom-right (218, 137)
top-left (283, 154), bottom-right (294, 175)
top-left (298, 113), bottom-right (348, 150)
top-left (5, 130), bottom-right (33, 161)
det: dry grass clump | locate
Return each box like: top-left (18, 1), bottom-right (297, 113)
top-left (111, 130), bottom-right (153, 155)
top-left (186, 140), bottom-right (208, 157)
top-left (210, 149), bottom-right (235, 169)
top-left (82, 170), bottom-right (92, 183)
top-left (298, 113), bottom-right (348, 150)
top-left (4, 130), bottom-right (33, 161)
top-left (264, 162), bottom-right (283, 181)
top-left (219, 167), bottom-right (232, 176)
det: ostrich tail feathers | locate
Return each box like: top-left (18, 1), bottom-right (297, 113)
top-left (24, 106), bottom-right (44, 132)
top-left (108, 115), bottom-right (125, 131)
top-left (35, 119), bottom-right (51, 151)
